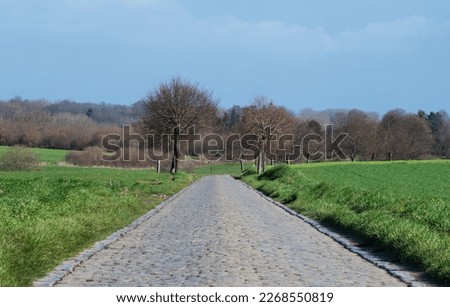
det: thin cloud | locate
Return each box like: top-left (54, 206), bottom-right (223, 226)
top-left (209, 18), bottom-right (338, 56)
top-left (337, 16), bottom-right (437, 52)
top-left (206, 15), bottom-right (449, 56)
top-left (5, 1), bottom-right (445, 57)
top-left (3, 1), bottom-right (449, 59)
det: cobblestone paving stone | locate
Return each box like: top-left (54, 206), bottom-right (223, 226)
top-left (53, 175), bottom-right (406, 286)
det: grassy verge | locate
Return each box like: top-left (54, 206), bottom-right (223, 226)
top-left (240, 161), bottom-right (450, 284)
top-left (0, 166), bottom-right (194, 286)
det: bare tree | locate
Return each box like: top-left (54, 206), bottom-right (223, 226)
top-left (241, 96), bottom-right (295, 173)
top-left (142, 77), bottom-right (218, 173)
top-left (403, 114), bottom-right (433, 159)
top-left (338, 109), bottom-right (378, 161)
top-left (377, 109), bottom-right (433, 160)
top-left (377, 109), bottom-right (406, 160)
top-left (294, 118), bottom-right (323, 163)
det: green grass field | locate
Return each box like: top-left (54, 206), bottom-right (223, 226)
top-left (0, 146), bottom-right (69, 165)
top-left (241, 161), bottom-right (450, 284)
top-left (0, 165), bottom-right (194, 286)
top-left (193, 162), bottom-right (252, 176)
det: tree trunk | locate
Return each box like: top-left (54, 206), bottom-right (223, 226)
top-left (170, 126), bottom-right (179, 173)
top-left (261, 140), bottom-right (266, 173)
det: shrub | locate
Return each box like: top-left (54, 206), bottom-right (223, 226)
top-left (180, 159), bottom-right (197, 173)
top-left (0, 147), bottom-right (38, 171)
top-left (65, 146), bottom-right (158, 169)
top-left (65, 147), bottom-right (103, 167)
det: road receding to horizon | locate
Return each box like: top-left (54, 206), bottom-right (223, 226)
top-left (40, 175), bottom-right (406, 287)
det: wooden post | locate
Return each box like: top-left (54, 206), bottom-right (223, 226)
top-left (156, 160), bottom-right (161, 173)
top-left (240, 159), bottom-right (243, 172)
top-left (257, 150), bottom-right (263, 174)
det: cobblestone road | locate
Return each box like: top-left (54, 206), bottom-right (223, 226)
top-left (54, 175), bottom-right (405, 286)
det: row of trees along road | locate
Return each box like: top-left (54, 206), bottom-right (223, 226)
top-left (139, 77), bottom-right (450, 173)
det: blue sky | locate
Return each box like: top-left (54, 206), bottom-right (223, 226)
top-left (1, 0), bottom-right (449, 115)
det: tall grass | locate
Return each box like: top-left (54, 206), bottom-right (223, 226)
top-left (241, 161), bottom-right (450, 284)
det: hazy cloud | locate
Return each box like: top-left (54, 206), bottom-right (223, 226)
top-left (209, 18), bottom-right (338, 56)
top-left (205, 15), bottom-right (449, 56)
top-left (338, 16), bottom-right (438, 51)
top-left (2, 1), bottom-right (446, 57)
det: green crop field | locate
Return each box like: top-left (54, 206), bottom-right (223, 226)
top-left (241, 161), bottom-right (450, 284)
top-left (0, 165), bottom-right (194, 286)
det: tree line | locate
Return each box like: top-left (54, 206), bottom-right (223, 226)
top-left (137, 78), bottom-right (450, 173)
top-left (0, 97), bottom-right (137, 150)
top-left (217, 104), bottom-right (449, 162)
top-left (1, 79), bottom-right (449, 168)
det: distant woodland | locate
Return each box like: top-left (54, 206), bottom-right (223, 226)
top-left (1, 95), bottom-right (449, 161)
top-left (0, 97), bottom-right (137, 150)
